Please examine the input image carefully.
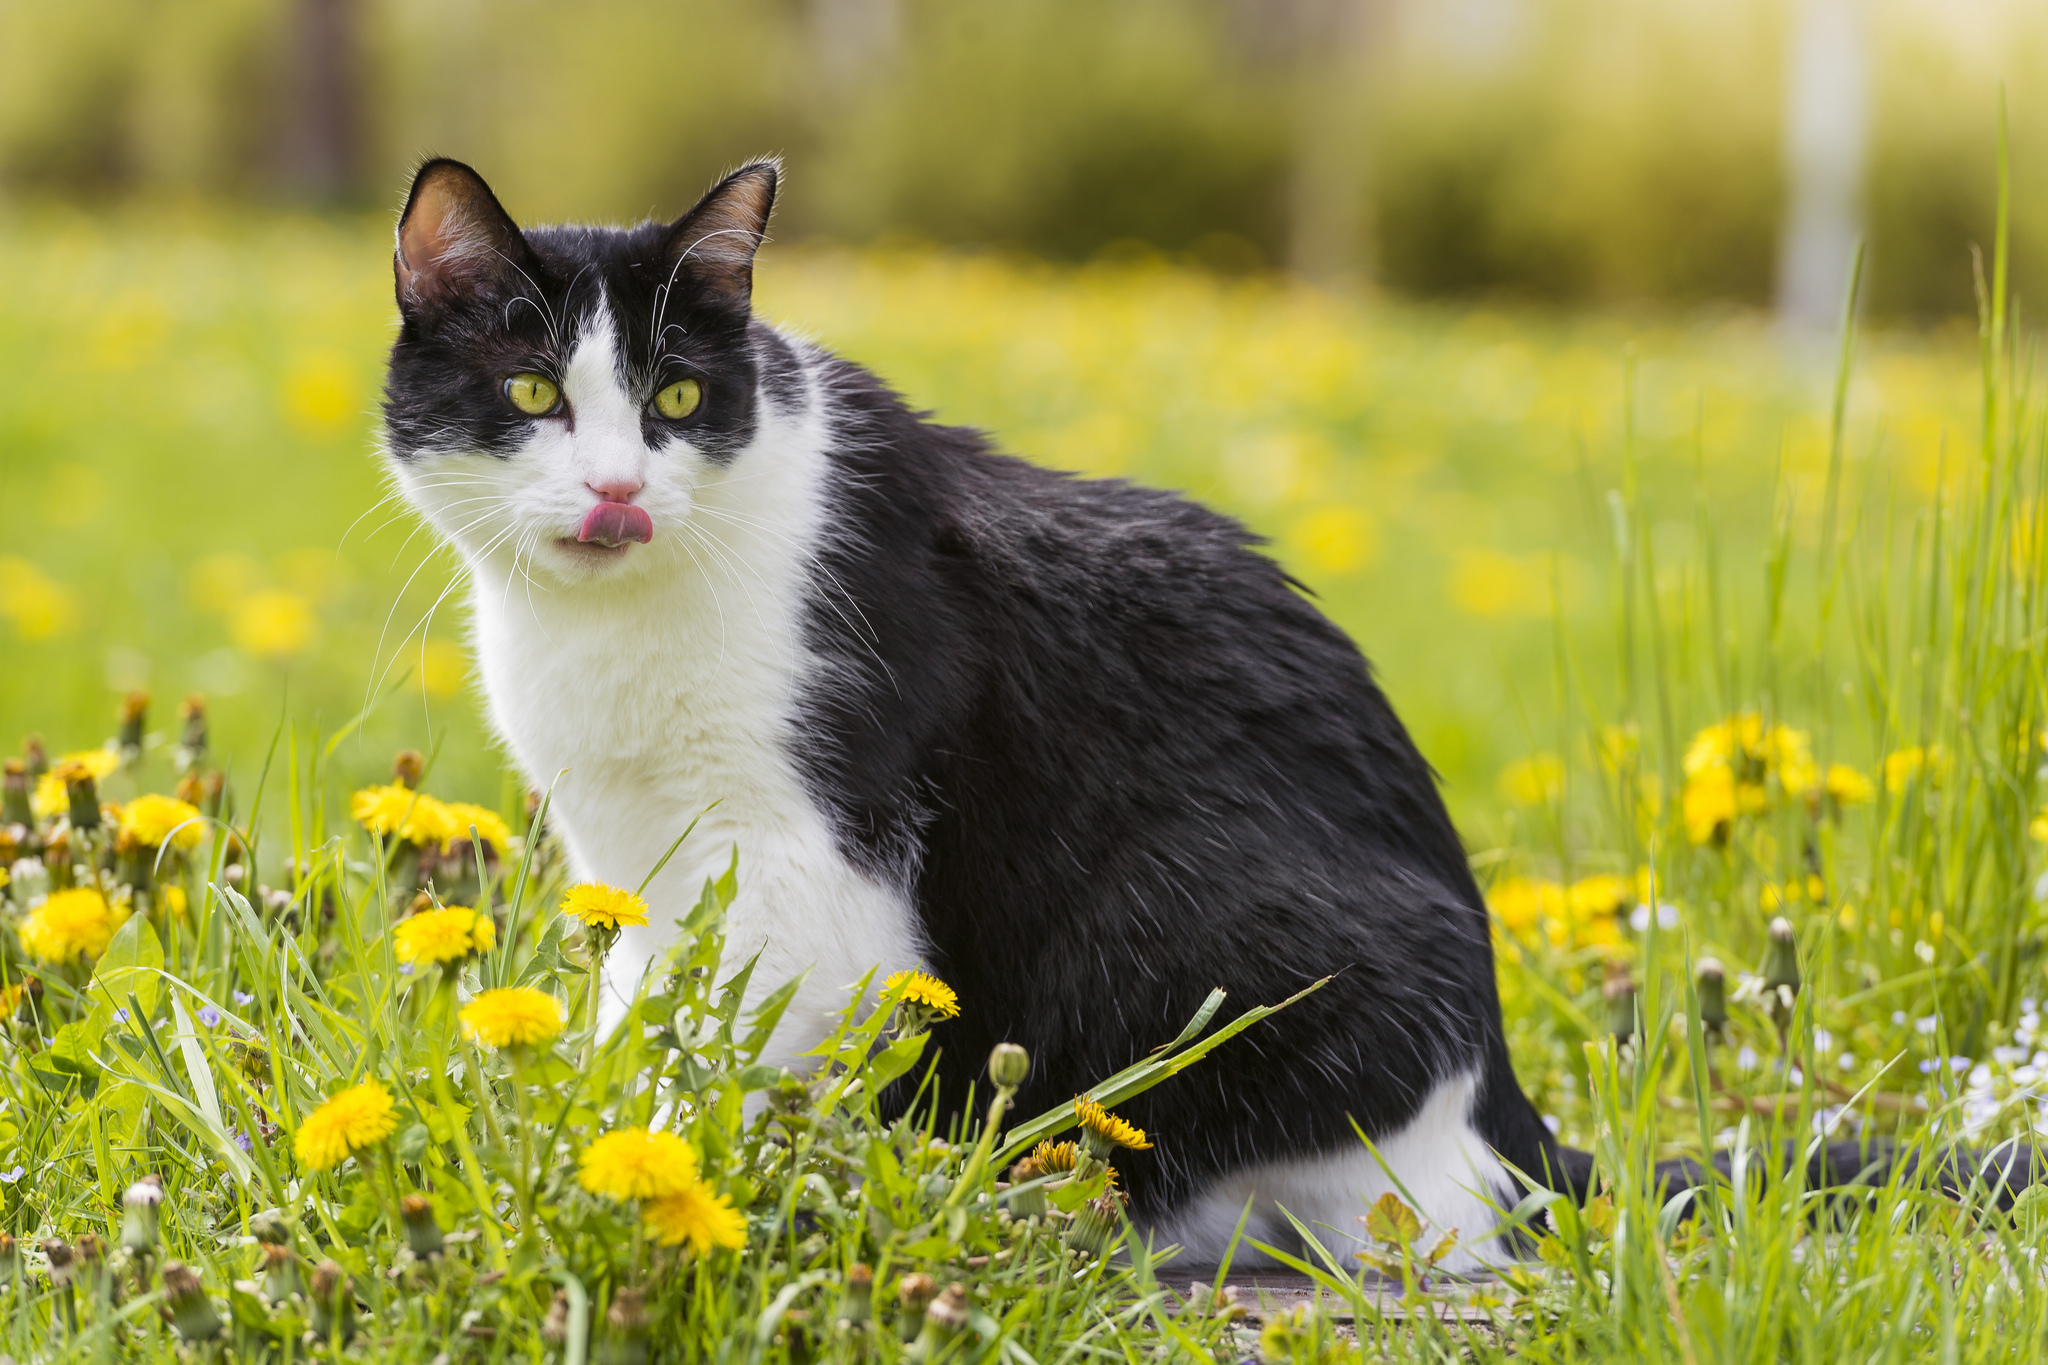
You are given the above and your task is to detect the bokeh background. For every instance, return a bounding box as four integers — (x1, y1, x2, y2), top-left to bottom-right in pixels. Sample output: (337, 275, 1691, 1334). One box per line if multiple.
(0, 0, 2038, 834)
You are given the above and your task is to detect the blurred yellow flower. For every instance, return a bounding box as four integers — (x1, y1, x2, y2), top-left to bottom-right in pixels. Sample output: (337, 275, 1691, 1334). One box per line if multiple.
(294, 1080, 397, 1170)
(232, 589, 316, 659)
(420, 639, 469, 698)
(1567, 874, 1631, 920)
(1825, 763, 1875, 806)
(1884, 745, 1948, 793)
(441, 802, 512, 858)
(885, 969, 959, 1018)
(643, 1180, 747, 1253)
(162, 885, 188, 918)
(1680, 714, 1818, 842)
(29, 748, 119, 820)
(1449, 548, 1549, 619)
(1498, 753, 1565, 807)
(1488, 876, 1562, 937)
(19, 887, 127, 963)
(392, 905, 495, 966)
(2030, 808, 2047, 843)
(187, 553, 261, 614)
(578, 1128, 699, 1202)
(562, 882, 649, 930)
(283, 349, 356, 433)
(351, 784, 458, 847)
(1681, 765, 1738, 845)
(460, 987, 564, 1049)
(1289, 505, 1379, 576)
(120, 793, 205, 850)
(0, 557, 77, 639)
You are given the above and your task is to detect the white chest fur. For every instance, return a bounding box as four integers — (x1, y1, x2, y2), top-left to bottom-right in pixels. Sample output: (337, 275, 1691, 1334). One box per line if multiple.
(431, 316, 924, 1065)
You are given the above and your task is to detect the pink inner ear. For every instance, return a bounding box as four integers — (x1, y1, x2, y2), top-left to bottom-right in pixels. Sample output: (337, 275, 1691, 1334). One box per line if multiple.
(398, 182, 481, 295)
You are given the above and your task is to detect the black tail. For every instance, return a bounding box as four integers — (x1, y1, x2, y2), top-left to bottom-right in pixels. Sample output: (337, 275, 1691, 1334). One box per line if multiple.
(1550, 1137, 2048, 1212)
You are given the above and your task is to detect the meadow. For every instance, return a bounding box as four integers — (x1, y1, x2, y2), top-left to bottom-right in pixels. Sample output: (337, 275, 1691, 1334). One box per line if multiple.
(0, 203, 2044, 1361)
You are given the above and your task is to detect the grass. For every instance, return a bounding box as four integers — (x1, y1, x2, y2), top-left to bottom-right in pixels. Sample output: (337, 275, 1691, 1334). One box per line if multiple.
(0, 175, 2043, 1360)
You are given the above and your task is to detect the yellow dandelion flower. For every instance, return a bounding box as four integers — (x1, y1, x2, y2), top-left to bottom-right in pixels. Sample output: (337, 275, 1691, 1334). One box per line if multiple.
(29, 748, 118, 819)
(1824, 764, 1875, 806)
(1030, 1140, 1082, 1175)
(392, 905, 495, 966)
(643, 1178, 748, 1254)
(1567, 874, 1632, 922)
(2032, 809, 2048, 843)
(577, 1128, 700, 1202)
(1497, 753, 1564, 807)
(18, 887, 128, 963)
(161, 885, 189, 919)
(1681, 766, 1738, 845)
(561, 882, 650, 930)
(460, 986, 564, 1049)
(120, 793, 206, 850)
(885, 969, 959, 1018)
(231, 588, 316, 659)
(293, 1079, 398, 1170)
(1884, 745, 1948, 793)
(1486, 877, 1564, 938)
(441, 802, 513, 858)
(350, 784, 458, 846)
(1075, 1097, 1152, 1151)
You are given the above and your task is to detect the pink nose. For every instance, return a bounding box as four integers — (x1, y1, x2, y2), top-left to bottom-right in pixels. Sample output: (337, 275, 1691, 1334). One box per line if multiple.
(587, 479, 642, 502)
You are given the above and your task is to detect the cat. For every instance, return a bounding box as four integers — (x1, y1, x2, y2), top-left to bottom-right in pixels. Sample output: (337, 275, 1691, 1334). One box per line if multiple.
(379, 158, 2035, 1271)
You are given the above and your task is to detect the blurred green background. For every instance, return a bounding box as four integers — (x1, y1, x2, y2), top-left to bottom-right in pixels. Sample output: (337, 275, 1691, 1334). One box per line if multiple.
(0, 0, 2031, 835)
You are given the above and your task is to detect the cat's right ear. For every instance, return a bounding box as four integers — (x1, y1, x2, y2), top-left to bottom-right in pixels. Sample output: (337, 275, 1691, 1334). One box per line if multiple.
(395, 159, 533, 310)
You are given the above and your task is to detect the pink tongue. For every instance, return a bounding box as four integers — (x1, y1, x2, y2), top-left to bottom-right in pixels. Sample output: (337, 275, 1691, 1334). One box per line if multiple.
(577, 502, 654, 547)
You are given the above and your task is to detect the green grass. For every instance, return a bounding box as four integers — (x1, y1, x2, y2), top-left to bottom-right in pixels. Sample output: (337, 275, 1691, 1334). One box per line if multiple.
(0, 176, 2044, 1360)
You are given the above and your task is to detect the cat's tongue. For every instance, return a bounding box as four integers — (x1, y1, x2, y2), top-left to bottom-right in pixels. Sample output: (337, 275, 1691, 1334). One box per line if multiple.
(577, 501, 654, 548)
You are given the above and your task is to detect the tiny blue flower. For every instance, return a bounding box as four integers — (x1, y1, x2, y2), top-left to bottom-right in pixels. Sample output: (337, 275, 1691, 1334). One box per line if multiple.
(0, 1165, 22, 1184)
(112, 1008, 129, 1024)
(198, 1005, 221, 1028)
(228, 1128, 254, 1153)
(232, 991, 255, 1007)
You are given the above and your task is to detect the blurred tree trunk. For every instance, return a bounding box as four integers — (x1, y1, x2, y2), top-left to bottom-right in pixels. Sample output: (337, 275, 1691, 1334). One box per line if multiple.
(1777, 0, 1867, 334)
(275, 0, 361, 203)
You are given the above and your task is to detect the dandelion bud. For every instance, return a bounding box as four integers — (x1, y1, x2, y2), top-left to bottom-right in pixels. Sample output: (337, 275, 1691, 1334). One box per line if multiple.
(201, 771, 227, 818)
(161, 1261, 222, 1341)
(121, 1174, 164, 1253)
(23, 736, 46, 780)
(400, 1193, 444, 1258)
(1, 760, 30, 828)
(249, 1209, 291, 1244)
(260, 1243, 300, 1304)
(118, 692, 149, 757)
(988, 1042, 1030, 1091)
(178, 696, 208, 768)
(896, 1272, 938, 1340)
(1068, 1190, 1126, 1258)
(1696, 958, 1728, 1040)
(392, 749, 425, 789)
(1006, 1157, 1048, 1218)
(0, 1234, 17, 1288)
(44, 1238, 74, 1287)
(541, 1289, 571, 1344)
(601, 1287, 650, 1365)
(1602, 960, 1636, 1040)
(910, 1283, 969, 1359)
(59, 761, 101, 832)
(821, 1263, 869, 1327)
(310, 1259, 354, 1341)
(1763, 918, 1801, 996)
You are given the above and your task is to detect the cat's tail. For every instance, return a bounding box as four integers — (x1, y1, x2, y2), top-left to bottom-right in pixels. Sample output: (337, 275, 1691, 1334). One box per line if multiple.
(1545, 1135, 2048, 1214)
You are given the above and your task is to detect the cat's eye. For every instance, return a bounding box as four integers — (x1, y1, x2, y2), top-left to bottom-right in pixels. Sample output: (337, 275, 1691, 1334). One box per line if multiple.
(503, 373, 561, 416)
(652, 378, 703, 420)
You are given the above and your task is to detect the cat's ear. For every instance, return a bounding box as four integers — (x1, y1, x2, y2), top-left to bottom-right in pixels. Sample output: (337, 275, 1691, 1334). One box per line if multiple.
(394, 159, 534, 309)
(661, 160, 779, 310)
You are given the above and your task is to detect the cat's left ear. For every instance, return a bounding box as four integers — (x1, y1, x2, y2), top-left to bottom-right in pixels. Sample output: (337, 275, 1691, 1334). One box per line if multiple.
(395, 158, 536, 310)
(661, 160, 779, 310)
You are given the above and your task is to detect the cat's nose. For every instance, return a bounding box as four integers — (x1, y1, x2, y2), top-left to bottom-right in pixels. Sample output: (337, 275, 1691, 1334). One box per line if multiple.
(586, 478, 643, 503)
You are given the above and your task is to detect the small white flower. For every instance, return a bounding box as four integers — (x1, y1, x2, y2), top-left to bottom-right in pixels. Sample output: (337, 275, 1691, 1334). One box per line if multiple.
(1915, 1015, 1940, 1036)
(1657, 902, 1681, 929)
(1995, 1046, 2027, 1067)
(1951, 1056, 1973, 1074)
(1813, 1029, 1834, 1054)
(1737, 1046, 1759, 1073)
(1629, 905, 1650, 933)
(2034, 871, 2048, 904)
(1733, 974, 1765, 1004)
(1788, 1067, 1804, 1087)
(1915, 941, 1937, 964)
(1542, 1114, 1561, 1135)
(1838, 1052, 1857, 1071)
(1892, 1011, 1908, 1026)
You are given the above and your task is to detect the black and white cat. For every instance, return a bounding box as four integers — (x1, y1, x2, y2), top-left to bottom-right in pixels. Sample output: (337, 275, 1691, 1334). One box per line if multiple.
(380, 157, 1573, 1268)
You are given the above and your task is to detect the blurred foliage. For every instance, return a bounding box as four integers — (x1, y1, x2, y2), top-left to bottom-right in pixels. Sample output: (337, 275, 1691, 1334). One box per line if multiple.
(0, 0, 2042, 314)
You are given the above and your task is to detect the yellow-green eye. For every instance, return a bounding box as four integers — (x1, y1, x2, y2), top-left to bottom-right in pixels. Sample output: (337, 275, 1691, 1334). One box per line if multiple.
(653, 378, 703, 420)
(503, 373, 560, 416)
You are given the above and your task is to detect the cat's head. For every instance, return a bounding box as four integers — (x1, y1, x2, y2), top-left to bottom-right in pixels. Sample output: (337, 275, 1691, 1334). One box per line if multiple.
(381, 157, 779, 584)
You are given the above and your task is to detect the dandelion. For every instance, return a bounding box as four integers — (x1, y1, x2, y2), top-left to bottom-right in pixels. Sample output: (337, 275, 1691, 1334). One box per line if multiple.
(460, 986, 565, 1049)
(1030, 1140, 1082, 1175)
(577, 1128, 700, 1202)
(1825, 764, 1875, 806)
(293, 1080, 398, 1170)
(885, 969, 960, 1019)
(441, 802, 512, 858)
(231, 589, 315, 659)
(561, 882, 650, 930)
(643, 1178, 748, 1253)
(28, 748, 117, 820)
(18, 887, 127, 963)
(351, 784, 457, 847)
(1884, 745, 1948, 793)
(392, 905, 495, 966)
(120, 793, 205, 850)
(1075, 1097, 1153, 1153)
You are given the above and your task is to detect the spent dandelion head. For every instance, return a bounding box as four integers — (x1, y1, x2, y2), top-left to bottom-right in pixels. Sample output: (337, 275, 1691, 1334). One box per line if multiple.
(577, 1128, 700, 1202)
(561, 882, 650, 931)
(293, 1080, 397, 1171)
(460, 986, 564, 1050)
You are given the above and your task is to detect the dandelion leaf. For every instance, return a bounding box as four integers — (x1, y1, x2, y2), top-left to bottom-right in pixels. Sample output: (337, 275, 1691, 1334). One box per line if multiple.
(1364, 1190, 1421, 1247)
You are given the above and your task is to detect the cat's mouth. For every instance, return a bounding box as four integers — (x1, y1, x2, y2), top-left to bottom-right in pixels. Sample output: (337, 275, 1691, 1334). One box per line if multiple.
(565, 501, 655, 554)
